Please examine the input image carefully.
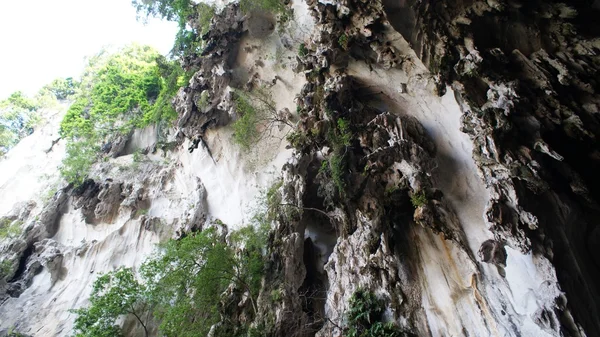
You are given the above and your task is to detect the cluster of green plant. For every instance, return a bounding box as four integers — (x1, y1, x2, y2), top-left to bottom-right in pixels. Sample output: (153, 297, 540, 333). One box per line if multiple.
(4, 327, 28, 337)
(71, 267, 149, 337)
(58, 45, 183, 186)
(338, 34, 350, 50)
(0, 219, 22, 239)
(232, 88, 284, 151)
(329, 153, 347, 193)
(240, 0, 287, 15)
(72, 225, 268, 337)
(265, 179, 284, 221)
(346, 290, 402, 337)
(0, 91, 42, 155)
(42, 77, 79, 100)
(135, 207, 149, 217)
(286, 130, 309, 149)
(133, 0, 215, 59)
(0, 258, 14, 280)
(298, 43, 308, 57)
(410, 191, 428, 208)
(232, 92, 261, 150)
(320, 118, 353, 194)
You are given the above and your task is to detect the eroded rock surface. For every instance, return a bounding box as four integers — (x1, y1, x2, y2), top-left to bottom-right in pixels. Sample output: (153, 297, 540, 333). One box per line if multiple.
(1, 1, 599, 336)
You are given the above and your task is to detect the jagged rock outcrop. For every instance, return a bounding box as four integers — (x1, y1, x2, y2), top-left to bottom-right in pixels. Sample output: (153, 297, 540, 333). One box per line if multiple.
(381, 0, 600, 335)
(175, 4, 245, 151)
(251, 0, 600, 336)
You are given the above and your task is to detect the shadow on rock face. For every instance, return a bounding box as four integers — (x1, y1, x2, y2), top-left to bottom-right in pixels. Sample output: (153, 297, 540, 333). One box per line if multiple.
(245, 11, 276, 39)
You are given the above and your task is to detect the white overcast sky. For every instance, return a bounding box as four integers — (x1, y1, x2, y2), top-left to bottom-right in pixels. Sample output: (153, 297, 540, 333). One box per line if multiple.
(0, 0, 178, 99)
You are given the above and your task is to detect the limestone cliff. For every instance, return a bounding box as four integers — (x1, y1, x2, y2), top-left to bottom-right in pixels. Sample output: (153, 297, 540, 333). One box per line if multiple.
(1, 0, 599, 336)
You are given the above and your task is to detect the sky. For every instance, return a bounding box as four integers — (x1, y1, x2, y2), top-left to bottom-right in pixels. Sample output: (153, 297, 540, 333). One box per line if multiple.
(0, 0, 178, 99)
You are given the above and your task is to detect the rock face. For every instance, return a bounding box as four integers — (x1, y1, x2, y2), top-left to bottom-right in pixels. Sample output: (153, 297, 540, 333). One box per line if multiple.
(1, 0, 600, 336)
(386, 0, 600, 335)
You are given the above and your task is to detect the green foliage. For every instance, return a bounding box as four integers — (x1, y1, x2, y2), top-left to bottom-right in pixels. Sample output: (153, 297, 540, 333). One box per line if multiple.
(196, 3, 216, 35)
(265, 179, 284, 222)
(320, 117, 353, 195)
(73, 214, 269, 337)
(0, 91, 42, 155)
(5, 327, 28, 337)
(132, 0, 215, 58)
(140, 229, 234, 337)
(270, 289, 282, 302)
(72, 268, 147, 337)
(136, 207, 149, 217)
(335, 118, 352, 147)
(59, 140, 99, 187)
(410, 191, 427, 208)
(329, 154, 347, 193)
(286, 131, 309, 149)
(132, 0, 194, 22)
(141, 55, 184, 126)
(59, 45, 184, 185)
(43, 77, 79, 100)
(298, 43, 308, 57)
(338, 34, 350, 50)
(142, 226, 265, 337)
(232, 92, 260, 150)
(0, 258, 14, 280)
(229, 224, 269, 299)
(0, 219, 22, 239)
(346, 290, 402, 337)
(240, 0, 286, 14)
(132, 150, 144, 163)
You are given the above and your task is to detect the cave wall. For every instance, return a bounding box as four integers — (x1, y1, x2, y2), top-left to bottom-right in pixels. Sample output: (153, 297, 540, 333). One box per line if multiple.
(380, 0, 600, 335)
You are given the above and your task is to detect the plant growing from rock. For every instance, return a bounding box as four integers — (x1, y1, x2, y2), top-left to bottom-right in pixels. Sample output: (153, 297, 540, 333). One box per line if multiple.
(59, 45, 183, 186)
(338, 34, 350, 50)
(410, 191, 427, 208)
(0, 219, 22, 239)
(298, 43, 308, 57)
(346, 289, 402, 337)
(232, 88, 293, 151)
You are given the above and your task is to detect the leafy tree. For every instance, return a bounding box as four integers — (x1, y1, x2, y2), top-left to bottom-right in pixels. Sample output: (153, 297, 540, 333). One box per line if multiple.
(132, 0, 215, 59)
(0, 91, 41, 155)
(59, 140, 99, 187)
(43, 77, 79, 100)
(132, 0, 194, 23)
(58, 44, 184, 185)
(141, 228, 236, 337)
(72, 268, 149, 337)
(73, 225, 268, 337)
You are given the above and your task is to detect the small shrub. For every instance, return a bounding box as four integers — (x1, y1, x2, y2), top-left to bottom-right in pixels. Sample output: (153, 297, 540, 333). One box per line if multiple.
(346, 289, 402, 337)
(136, 208, 149, 217)
(410, 191, 427, 208)
(271, 289, 282, 302)
(0, 259, 14, 280)
(336, 118, 352, 147)
(286, 131, 308, 149)
(0, 219, 22, 239)
(240, 0, 287, 15)
(298, 43, 308, 57)
(338, 34, 349, 50)
(233, 93, 260, 150)
(132, 150, 144, 162)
